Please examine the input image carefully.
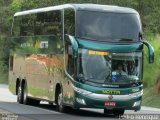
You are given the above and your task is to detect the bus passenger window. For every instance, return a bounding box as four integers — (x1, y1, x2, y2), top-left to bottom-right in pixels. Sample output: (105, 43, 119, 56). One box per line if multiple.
(20, 15, 35, 36)
(35, 10, 61, 35)
(64, 9, 75, 36)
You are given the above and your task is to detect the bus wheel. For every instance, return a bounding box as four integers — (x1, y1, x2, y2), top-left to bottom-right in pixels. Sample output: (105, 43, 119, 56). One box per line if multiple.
(113, 109, 125, 116)
(57, 90, 65, 112)
(21, 82, 28, 104)
(17, 84, 23, 104)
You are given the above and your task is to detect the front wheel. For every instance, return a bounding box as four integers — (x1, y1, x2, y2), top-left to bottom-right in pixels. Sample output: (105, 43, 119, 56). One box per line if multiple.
(56, 90, 65, 112)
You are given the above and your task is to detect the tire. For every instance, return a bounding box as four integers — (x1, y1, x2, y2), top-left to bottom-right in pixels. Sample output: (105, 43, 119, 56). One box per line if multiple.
(17, 84, 23, 104)
(21, 82, 28, 104)
(56, 89, 65, 112)
(113, 109, 125, 116)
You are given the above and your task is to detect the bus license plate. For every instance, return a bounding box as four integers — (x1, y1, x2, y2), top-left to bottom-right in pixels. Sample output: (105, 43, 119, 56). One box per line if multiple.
(105, 102, 116, 106)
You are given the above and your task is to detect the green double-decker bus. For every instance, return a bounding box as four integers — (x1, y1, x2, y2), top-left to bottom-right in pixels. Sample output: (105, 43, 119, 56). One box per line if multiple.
(9, 4, 154, 116)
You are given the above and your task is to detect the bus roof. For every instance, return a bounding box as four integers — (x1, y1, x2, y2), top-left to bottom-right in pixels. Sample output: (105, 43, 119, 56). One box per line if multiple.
(14, 4, 138, 17)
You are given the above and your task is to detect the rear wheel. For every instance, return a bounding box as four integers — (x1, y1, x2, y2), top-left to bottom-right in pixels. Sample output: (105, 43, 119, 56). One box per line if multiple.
(22, 82, 40, 105)
(17, 84, 23, 104)
(18, 82, 40, 105)
(21, 82, 28, 104)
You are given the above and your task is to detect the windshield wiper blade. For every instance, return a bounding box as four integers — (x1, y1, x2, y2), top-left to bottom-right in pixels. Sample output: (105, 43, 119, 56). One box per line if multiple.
(118, 38, 133, 41)
(82, 77, 104, 84)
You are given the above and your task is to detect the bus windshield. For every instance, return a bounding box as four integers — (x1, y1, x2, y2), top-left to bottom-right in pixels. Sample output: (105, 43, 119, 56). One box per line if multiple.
(78, 49, 142, 86)
(76, 11, 141, 42)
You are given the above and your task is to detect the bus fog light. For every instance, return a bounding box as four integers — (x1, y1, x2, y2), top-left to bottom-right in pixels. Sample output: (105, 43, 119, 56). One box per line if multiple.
(76, 98, 86, 105)
(132, 100, 141, 107)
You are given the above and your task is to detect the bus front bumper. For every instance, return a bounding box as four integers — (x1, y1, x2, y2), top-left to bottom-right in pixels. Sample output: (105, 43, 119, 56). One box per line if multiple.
(74, 90, 143, 111)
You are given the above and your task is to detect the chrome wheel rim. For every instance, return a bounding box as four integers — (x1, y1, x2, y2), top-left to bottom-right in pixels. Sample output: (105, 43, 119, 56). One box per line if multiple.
(17, 86, 22, 101)
(58, 93, 62, 106)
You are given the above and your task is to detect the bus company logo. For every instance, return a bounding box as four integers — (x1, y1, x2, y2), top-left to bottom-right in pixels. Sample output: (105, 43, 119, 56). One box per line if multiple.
(108, 95, 113, 100)
(102, 90, 120, 94)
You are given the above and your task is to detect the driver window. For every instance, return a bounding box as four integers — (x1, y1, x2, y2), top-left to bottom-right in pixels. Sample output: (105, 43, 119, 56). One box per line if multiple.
(65, 42, 75, 77)
(112, 62, 127, 76)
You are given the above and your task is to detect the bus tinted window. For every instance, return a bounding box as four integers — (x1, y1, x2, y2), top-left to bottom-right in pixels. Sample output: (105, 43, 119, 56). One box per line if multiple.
(20, 14, 35, 36)
(64, 9, 75, 36)
(76, 11, 142, 42)
(35, 10, 62, 35)
(13, 10, 62, 37)
(13, 15, 35, 36)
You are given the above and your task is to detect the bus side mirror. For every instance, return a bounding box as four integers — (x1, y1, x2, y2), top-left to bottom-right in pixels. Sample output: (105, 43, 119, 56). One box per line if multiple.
(142, 40, 154, 64)
(65, 35, 78, 58)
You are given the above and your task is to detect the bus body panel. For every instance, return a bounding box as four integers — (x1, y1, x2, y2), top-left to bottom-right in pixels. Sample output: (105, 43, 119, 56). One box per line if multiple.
(8, 4, 154, 113)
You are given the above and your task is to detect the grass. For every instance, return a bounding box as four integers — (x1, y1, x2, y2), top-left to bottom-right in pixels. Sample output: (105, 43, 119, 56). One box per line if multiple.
(0, 73, 8, 84)
(142, 87, 160, 108)
(142, 35, 160, 108)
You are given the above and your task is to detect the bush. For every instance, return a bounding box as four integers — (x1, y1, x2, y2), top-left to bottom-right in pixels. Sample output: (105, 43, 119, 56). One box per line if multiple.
(143, 35, 160, 88)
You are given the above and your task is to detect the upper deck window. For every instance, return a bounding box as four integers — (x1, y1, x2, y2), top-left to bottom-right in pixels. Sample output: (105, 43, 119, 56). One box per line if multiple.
(13, 10, 61, 36)
(64, 9, 75, 36)
(76, 10, 142, 42)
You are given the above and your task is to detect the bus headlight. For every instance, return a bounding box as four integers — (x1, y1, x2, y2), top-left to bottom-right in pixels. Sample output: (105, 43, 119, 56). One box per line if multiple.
(73, 86, 92, 95)
(130, 90, 143, 98)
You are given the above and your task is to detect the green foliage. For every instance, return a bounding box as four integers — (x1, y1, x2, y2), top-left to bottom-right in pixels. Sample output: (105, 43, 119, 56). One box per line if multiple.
(142, 87, 160, 108)
(0, 0, 4, 6)
(11, 0, 22, 11)
(0, 36, 9, 84)
(143, 35, 160, 87)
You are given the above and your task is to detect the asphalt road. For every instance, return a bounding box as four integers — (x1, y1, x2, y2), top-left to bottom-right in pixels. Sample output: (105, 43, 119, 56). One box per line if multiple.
(0, 84, 160, 120)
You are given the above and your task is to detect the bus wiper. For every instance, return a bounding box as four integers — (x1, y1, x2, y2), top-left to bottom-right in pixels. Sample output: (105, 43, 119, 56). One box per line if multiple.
(118, 38, 133, 41)
(84, 78, 103, 84)
(129, 80, 141, 86)
(77, 75, 96, 83)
